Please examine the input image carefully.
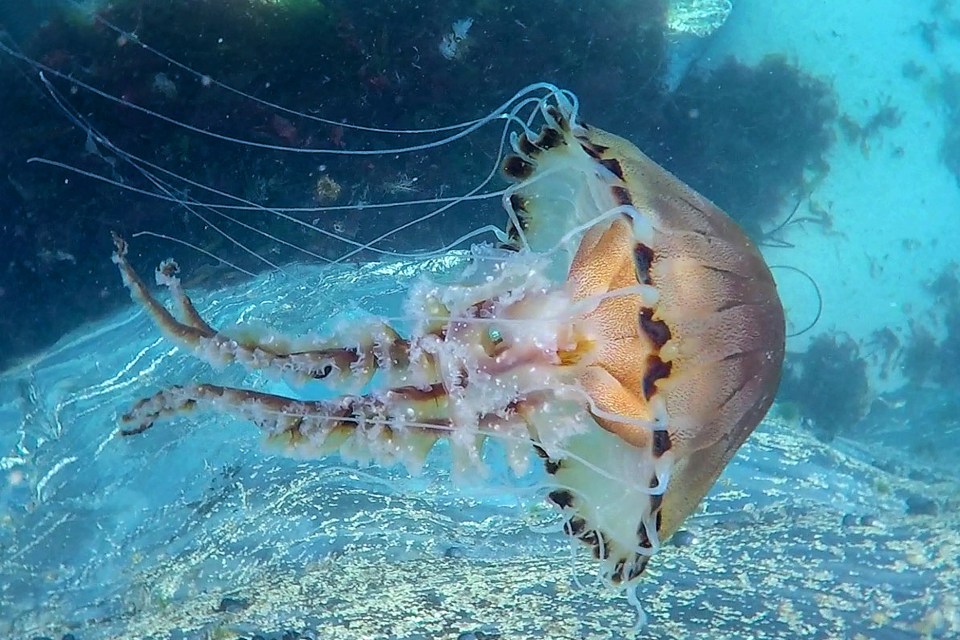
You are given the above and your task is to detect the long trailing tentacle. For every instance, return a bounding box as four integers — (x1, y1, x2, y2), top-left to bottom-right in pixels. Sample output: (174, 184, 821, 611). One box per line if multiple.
(120, 382, 444, 473)
(111, 233, 411, 387)
(119, 381, 546, 478)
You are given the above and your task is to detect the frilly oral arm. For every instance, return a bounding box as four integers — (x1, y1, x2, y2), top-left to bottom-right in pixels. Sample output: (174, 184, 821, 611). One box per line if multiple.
(111, 233, 410, 387)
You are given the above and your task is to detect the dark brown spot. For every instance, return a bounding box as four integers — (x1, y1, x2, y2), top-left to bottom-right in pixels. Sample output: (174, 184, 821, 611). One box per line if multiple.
(649, 492, 663, 514)
(652, 428, 672, 458)
(576, 133, 607, 153)
(509, 193, 527, 214)
(642, 356, 672, 400)
(565, 516, 586, 536)
(633, 244, 654, 285)
(587, 531, 611, 559)
(639, 308, 671, 348)
(505, 206, 530, 239)
(548, 489, 574, 509)
(518, 134, 539, 157)
(535, 125, 563, 150)
(581, 142, 602, 159)
(627, 557, 650, 581)
(612, 559, 626, 583)
(545, 105, 568, 130)
(544, 458, 561, 474)
(637, 522, 652, 549)
(655, 510, 663, 532)
(611, 185, 632, 206)
(502, 155, 534, 180)
(600, 532, 612, 558)
(505, 223, 521, 246)
(600, 158, 624, 179)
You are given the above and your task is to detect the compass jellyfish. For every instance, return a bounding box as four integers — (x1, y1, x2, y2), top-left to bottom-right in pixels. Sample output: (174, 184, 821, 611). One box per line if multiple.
(107, 85, 785, 625)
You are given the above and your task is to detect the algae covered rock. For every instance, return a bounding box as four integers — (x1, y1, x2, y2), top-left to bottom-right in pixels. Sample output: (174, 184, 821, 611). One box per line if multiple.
(667, 0, 733, 37)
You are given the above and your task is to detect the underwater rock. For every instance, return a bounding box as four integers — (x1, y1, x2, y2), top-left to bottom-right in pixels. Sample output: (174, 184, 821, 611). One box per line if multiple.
(663, 0, 734, 90)
(442, 544, 467, 559)
(904, 494, 939, 516)
(858, 515, 878, 527)
(215, 596, 251, 613)
(841, 514, 859, 527)
(666, 0, 733, 37)
(456, 626, 502, 640)
(671, 529, 698, 547)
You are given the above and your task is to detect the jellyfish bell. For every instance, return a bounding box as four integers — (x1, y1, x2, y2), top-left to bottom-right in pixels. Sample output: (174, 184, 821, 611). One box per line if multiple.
(4, 16, 784, 629)
(498, 103, 786, 584)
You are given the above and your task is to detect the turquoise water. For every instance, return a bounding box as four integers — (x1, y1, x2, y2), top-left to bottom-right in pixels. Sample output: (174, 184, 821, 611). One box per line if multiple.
(2, 257, 957, 639)
(2, 1, 959, 639)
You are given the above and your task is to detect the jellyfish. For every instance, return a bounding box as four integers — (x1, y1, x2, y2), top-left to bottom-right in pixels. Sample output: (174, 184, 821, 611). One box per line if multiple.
(1, 14, 785, 628)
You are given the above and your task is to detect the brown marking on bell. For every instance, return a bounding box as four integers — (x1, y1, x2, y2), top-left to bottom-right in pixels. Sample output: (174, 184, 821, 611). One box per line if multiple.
(517, 133, 540, 157)
(633, 243, 654, 285)
(584, 530, 612, 560)
(581, 529, 599, 546)
(611, 558, 627, 584)
(544, 457, 561, 474)
(548, 488, 574, 508)
(508, 192, 528, 214)
(545, 105, 569, 130)
(578, 140, 605, 160)
(649, 489, 663, 514)
(535, 124, 564, 150)
(627, 557, 650, 581)
(642, 355, 672, 400)
(637, 521, 652, 549)
(652, 428, 672, 458)
(639, 308, 671, 347)
(502, 154, 534, 180)
(611, 185, 632, 206)
(600, 158, 625, 180)
(565, 516, 587, 537)
(504, 222, 521, 247)
(598, 531, 611, 559)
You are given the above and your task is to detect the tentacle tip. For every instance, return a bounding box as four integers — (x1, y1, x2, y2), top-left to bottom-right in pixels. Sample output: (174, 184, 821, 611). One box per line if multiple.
(110, 231, 128, 262)
(156, 258, 181, 286)
(118, 415, 153, 436)
(119, 426, 150, 437)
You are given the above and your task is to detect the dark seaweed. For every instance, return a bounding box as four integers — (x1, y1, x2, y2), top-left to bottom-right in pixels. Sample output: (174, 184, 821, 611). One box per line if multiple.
(779, 333, 870, 441)
(902, 263, 960, 388)
(940, 70, 960, 186)
(0, 0, 840, 370)
(642, 55, 838, 238)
